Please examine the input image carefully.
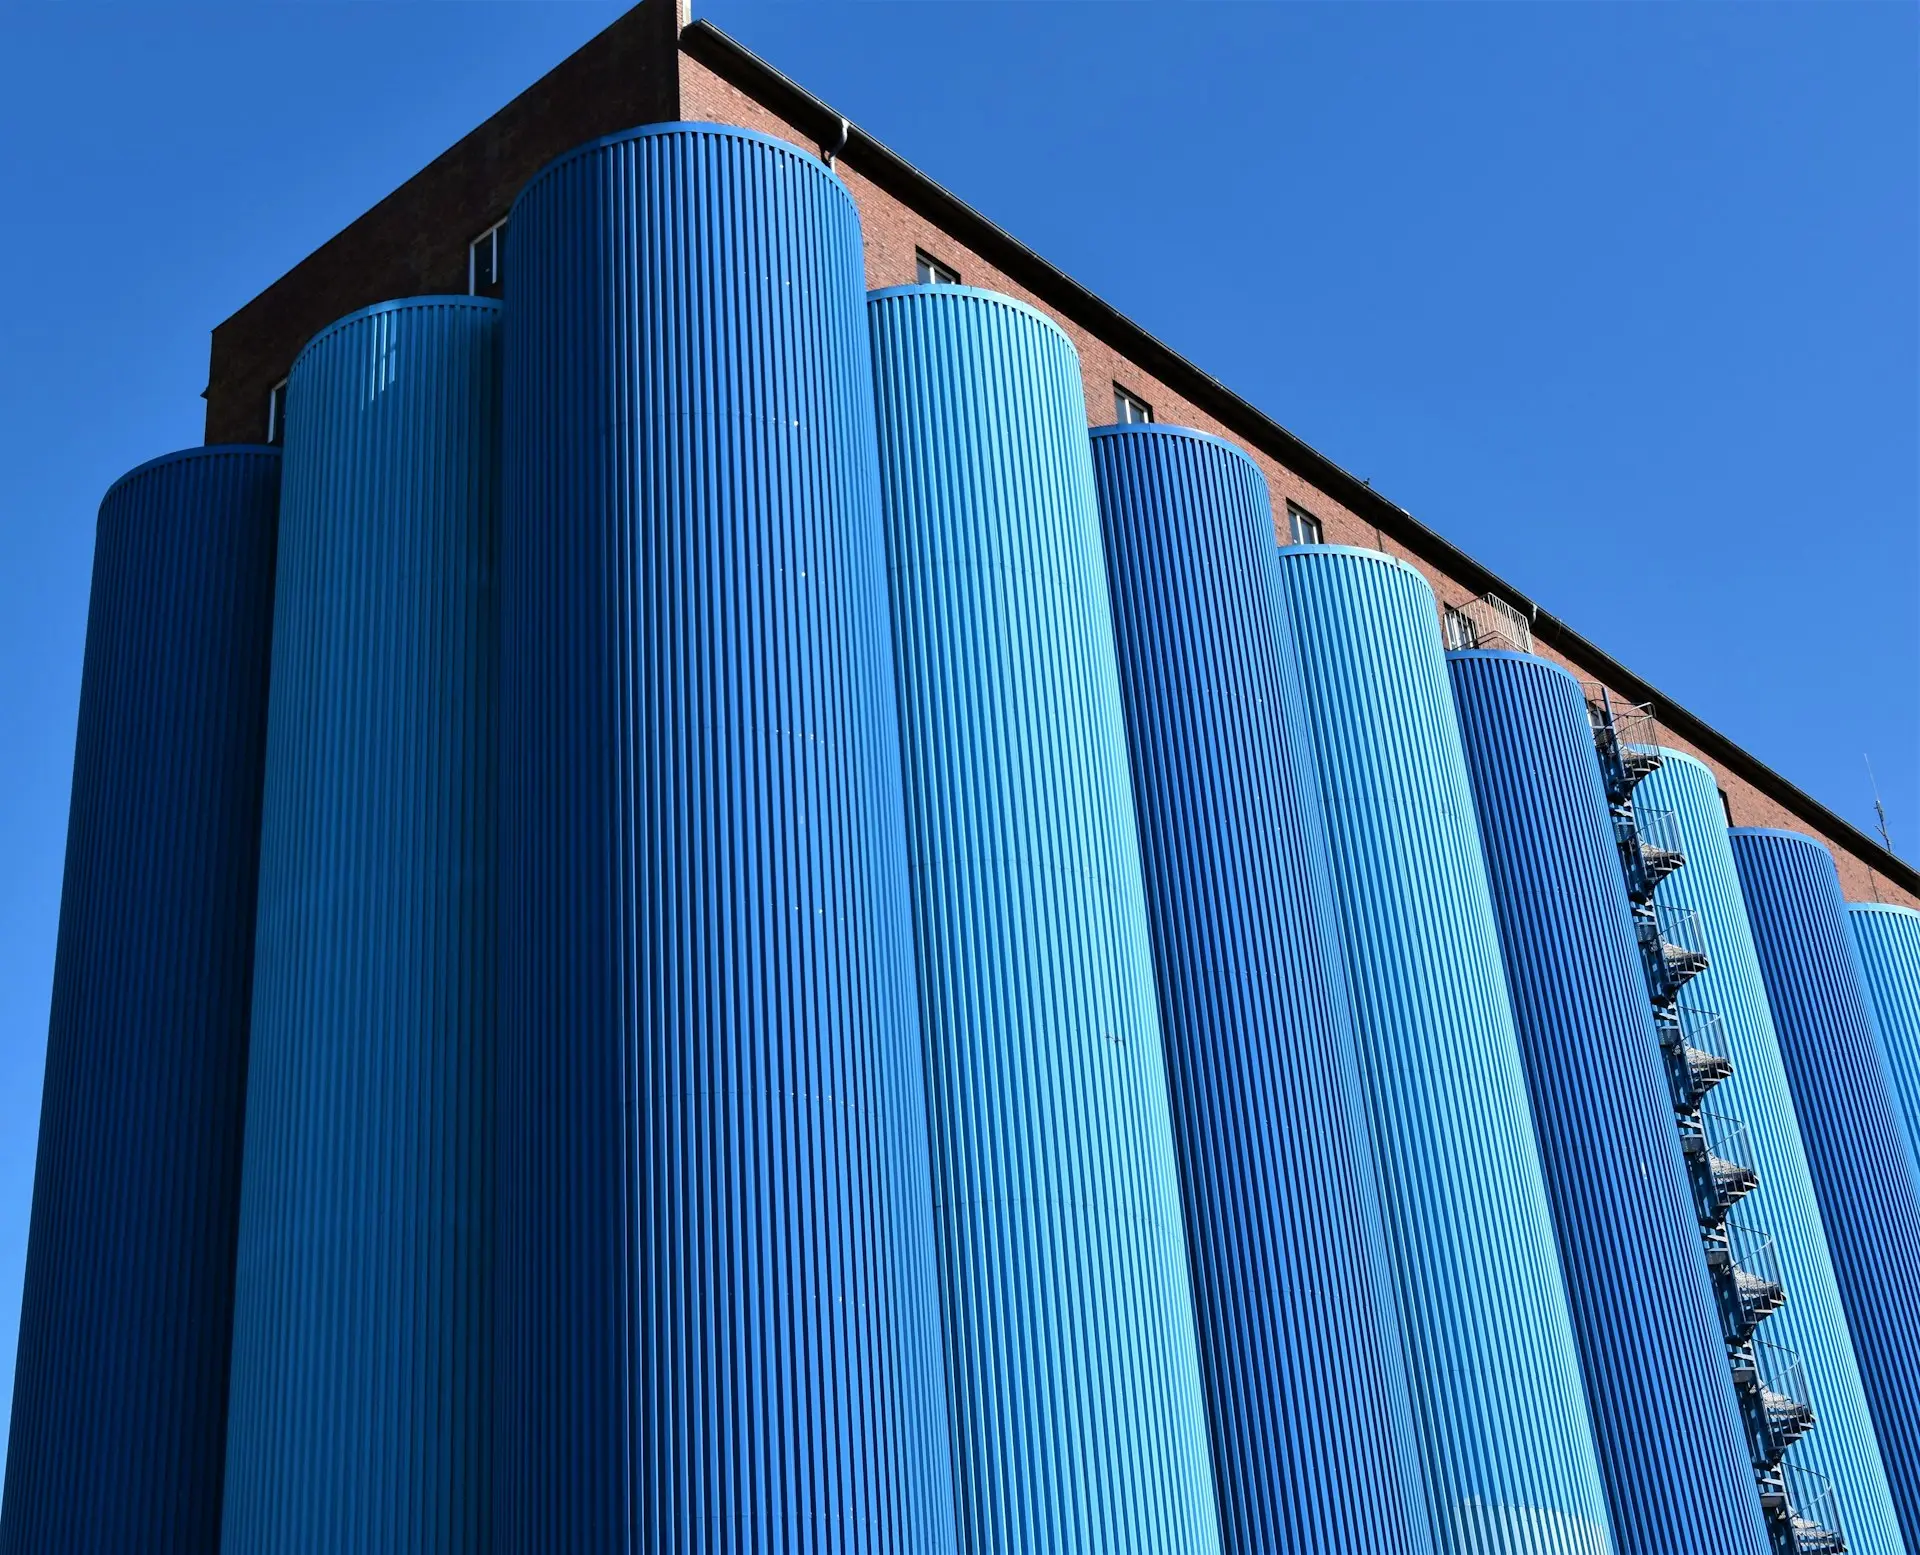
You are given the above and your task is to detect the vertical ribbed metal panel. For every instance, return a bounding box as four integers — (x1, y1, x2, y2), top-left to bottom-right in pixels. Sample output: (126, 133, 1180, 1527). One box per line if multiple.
(1087, 425, 1429, 1555)
(219, 298, 499, 1554)
(1, 446, 281, 1555)
(1272, 546, 1614, 1555)
(1638, 752, 1905, 1555)
(499, 124, 956, 1554)
(867, 287, 1222, 1555)
(1848, 902, 1920, 1188)
(1447, 651, 1768, 1555)
(1728, 829, 1920, 1549)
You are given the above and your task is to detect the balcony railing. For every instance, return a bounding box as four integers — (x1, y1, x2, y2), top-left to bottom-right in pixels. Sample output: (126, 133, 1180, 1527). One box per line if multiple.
(1713, 1219, 1787, 1339)
(1663, 1003, 1733, 1111)
(1784, 1461, 1845, 1554)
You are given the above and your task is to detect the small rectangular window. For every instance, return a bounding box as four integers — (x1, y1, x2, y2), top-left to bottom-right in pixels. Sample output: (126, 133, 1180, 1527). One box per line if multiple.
(1286, 503, 1323, 546)
(915, 250, 961, 287)
(266, 379, 289, 446)
(1443, 604, 1480, 651)
(469, 219, 508, 298)
(1113, 387, 1153, 425)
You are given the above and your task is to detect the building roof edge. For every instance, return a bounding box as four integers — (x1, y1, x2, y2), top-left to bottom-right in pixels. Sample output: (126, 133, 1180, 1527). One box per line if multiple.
(678, 15, 1917, 898)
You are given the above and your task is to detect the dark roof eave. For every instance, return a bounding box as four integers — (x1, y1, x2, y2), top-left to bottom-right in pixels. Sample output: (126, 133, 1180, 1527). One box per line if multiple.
(679, 17, 1917, 898)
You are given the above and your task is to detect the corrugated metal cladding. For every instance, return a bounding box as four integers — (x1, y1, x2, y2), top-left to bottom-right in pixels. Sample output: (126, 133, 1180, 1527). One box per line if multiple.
(1271, 547, 1613, 1555)
(1639, 752, 1906, 1555)
(1087, 425, 1429, 1555)
(220, 299, 499, 1555)
(0, 447, 281, 1555)
(1729, 829, 1920, 1550)
(498, 125, 956, 1553)
(867, 287, 1221, 1555)
(1848, 902, 1920, 1185)
(1447, 651, 1768, 1555)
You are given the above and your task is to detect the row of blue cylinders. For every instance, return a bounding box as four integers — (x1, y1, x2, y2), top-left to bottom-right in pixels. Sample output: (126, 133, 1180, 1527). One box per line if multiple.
(6, 121, 1918, 1555)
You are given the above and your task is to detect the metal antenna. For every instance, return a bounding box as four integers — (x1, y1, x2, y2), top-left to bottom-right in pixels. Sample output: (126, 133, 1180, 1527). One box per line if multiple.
(1866, 753, 1894, 853)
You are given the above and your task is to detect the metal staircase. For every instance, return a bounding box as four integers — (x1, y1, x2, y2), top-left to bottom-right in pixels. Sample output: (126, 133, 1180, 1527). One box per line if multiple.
(1585, 686, 1845, 1555)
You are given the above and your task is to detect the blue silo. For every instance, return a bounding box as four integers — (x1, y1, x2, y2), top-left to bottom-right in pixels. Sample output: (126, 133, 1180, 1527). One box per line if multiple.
(1089, 424, 1429, 1555)
(1639, 752, 1904, 1555)
(1, 447, 281, 1555)
(1271, 547, 1614, 1555)
(1848, 901, 1920, 1179)
(1447, 650, 1767, 1555)
(498, 124, 956, 1553)
(1728, 829, 1920, 1550)
(219, 298, 499, 1554)
(867, 287, 1222, 1554)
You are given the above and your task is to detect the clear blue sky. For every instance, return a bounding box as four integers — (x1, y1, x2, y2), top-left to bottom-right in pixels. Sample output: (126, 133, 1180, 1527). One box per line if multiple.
(0, 1, 1913, 1473)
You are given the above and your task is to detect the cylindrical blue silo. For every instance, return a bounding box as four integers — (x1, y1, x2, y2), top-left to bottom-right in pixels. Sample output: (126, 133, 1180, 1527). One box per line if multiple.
(1447, 651, 1768, 1555)
(1, 446, 281, 1555)
(498, 124, 956, 1554)
(1638, 752, 1905, 1555)
(1728, 829, 1920, 1550)
(219, 298, 499, 1554)
(867, 288, 1222, 1555)
(1848, 901, 1920, 1180)
(1088, 425, 1428, 1555)
(1271, 547, 1613, 1555)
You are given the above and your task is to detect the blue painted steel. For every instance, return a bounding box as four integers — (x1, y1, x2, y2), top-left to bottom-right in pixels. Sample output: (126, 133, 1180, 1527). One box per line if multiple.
(1728, 829, 1920, 1549)
(1, 446, 281, 1555)
(1639, 752, 1905, 1555)
(1447, 650, 1768, 1555)
(499, 124, 956, 1553)
(1271, 546, 1614, 1555)
(1848, 902, 1920, 1185)
(1088, 424, 1429, 1555)
(219, 298, 499, 1554)
(868, 287, 1222, 1554)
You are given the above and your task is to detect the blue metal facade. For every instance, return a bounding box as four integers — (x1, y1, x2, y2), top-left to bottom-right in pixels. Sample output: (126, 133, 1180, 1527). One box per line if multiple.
(867, 287, 1221, 1554)
(220, 299, 500, 1554)
(497, 124, 956, 1553)
(1728, 829, 1920, 1549)
(1271, 547, 1614, 1555)
(1848, 902, 1920, 1183)
(1447, 651, 1768, 1555)
(1089, 425, 1429, 1555)
(1, 447, 281, 1555)
(1638, 753, 1905, 1555)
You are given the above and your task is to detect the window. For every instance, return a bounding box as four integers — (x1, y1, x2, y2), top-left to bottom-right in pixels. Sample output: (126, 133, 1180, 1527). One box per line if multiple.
(469, 218, 508, 298)
(1113, 386, 1153, 425)
(1286, 503, 1323, 546)
(266, 379, 290, 446)
(915, 250, 960, 287)
(1443, 604, 1480, 651)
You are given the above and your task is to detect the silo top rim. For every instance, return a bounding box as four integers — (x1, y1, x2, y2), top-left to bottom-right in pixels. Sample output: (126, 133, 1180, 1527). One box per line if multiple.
(867, 283, 1071, 346)
(1643, 745, 1714, 777)
(514, 121, 850, 218)
(293, 295, 501, 375)
(1088, 421, 1260, 467)
(1849, 901, 1920, 921)
(103, 443, 281, 507)
(1728, 826, 1833, 852)
(1445, 647, 1581, 688)
(1271, 541, 1431, 587)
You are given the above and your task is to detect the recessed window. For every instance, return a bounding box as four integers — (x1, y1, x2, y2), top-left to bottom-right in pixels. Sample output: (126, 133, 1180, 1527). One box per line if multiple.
(469, 219, 508, 298)
(915, 250, 961, 286)
(266, 379, 290, 446)
(1443, 604, 1480, 651)
(1286, 503, 1323, 546)
(1113, 386, 1153, 425)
